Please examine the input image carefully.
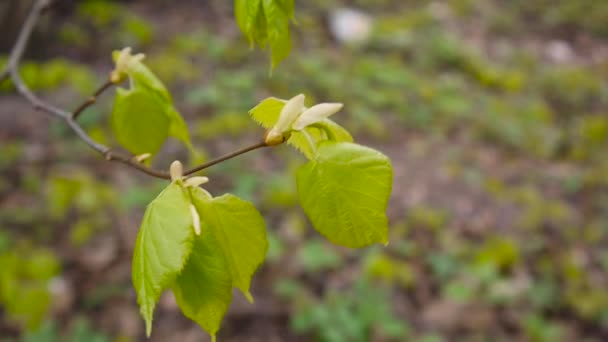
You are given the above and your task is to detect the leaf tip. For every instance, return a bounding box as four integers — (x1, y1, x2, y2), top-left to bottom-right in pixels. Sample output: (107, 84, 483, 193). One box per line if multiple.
(145, 317, 152, 337)
(244, 291, 254, 303)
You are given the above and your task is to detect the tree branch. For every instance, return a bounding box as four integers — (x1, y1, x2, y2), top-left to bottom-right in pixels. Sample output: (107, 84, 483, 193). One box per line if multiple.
(184, 141, 269, 176)
(72, 79, 114, 120)
(2, 0, 272, 181)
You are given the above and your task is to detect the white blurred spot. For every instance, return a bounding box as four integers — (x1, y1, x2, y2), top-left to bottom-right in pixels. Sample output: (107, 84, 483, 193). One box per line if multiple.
(329, 8, 373, 45)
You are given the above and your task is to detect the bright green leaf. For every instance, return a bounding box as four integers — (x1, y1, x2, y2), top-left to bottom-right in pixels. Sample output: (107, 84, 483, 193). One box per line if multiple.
(190, 189, 268, 302)
(249, 97, 353, 158)
(262, 0, 291, 68)
(111, 87, 170, 155)
(234, 0, 293, 67)
(296, 142, 392, 248)
(132, 183, 194, 336)
(173, 231, 232, 342)
(129, 62, 172, 102)
(112, 58, 193, 154)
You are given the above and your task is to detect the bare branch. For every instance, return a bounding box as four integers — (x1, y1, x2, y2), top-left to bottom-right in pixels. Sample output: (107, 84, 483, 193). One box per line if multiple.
(3, 0, 271, 181)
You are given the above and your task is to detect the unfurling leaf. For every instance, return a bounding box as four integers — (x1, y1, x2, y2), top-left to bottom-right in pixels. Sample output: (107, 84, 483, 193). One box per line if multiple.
(250, 97, 352, 158)
(296, 142, 393, 248)
(132, 183, 194, 336)
(110, 49, 193, 156)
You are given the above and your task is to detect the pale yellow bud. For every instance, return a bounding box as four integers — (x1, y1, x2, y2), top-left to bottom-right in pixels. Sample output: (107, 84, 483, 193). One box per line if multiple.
(184, 176, 210, 188)
(292, 103, 343, 131)
(273, 94, 305, 133)
(110, 47, 146, 84)
(134, 153, 152, 163)
(170, 160, 183, 182)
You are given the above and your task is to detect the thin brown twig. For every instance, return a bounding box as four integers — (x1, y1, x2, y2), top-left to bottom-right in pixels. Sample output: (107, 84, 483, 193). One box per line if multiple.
(72, 79, 114, 120)
(3, 0, 272, 181)
(184, 141, 269, 176)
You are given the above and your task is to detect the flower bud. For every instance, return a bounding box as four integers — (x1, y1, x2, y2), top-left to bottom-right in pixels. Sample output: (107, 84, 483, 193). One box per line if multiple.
(273, 94, 305, 133)
(292, 103, 343, 131)
(134, 153, 152, 163)
(184, 176, 209, 188)
(170, 160, 183, 182)
(110, 47, 145, 84)
(264, 128, 286, 146)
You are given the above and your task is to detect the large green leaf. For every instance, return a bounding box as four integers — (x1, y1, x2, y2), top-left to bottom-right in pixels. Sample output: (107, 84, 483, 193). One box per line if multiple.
(190, 189, 268, 302)
(172, 231, 232, 342)
(249, 97, 353, 158)
(132, 183, 195, 336)
(296, 142, 392, 248)
(111, 87, 170, 155)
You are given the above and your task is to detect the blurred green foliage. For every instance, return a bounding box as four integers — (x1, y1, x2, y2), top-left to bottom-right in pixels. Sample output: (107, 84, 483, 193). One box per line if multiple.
(0, 232, 60, 330)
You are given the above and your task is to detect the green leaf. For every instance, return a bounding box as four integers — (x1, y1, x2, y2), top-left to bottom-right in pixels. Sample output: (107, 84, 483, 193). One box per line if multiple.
(172, 231, 232, 342)
(289, 120, 353, 159)
(129, 62, 173, 102)
(190, 189, 268, 302)
(234, 0, 293, 67)
(296, 142, 392, 248)
(111, 87, 170, 155)
(111, 58, 193, 154)
(277, 0, 295, 18)
(262, 0, 291, 68)
(249, 97, 353, 158)
(249, 97, 285, 126)
(132, 183, 195, 336)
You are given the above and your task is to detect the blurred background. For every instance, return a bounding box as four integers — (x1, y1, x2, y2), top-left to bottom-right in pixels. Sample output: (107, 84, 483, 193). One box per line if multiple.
(1, 0, 608, 341)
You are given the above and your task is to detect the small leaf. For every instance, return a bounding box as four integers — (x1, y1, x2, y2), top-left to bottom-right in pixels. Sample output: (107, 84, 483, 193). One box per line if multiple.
(249, 97, 286, 127)
(132, 183, 194, 336)
(190, 189, 268, 302)
(296, 142, 392, 248)
(111, 87, 170, 155)
(263, 0, 291, 68)
(249, 97, 353, 158)
(112, 59, 194, 153)
(129, 62, 172, 102)
(234, 0, 293, 67)
(173, 231, 232, 341)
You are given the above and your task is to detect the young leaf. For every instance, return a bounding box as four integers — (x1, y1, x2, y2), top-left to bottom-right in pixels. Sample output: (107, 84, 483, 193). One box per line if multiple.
(234, 0, 293, 67)
(296, 142, 393, 248)
(190, 189, 268, 302)
(111, 87, 170, 155)
(262, 0, 291, 68)
(132, 183, 195, 336)
(172, 231, 232, 342)
(249, 97, 353, 158)
(111, 55, 193, 154)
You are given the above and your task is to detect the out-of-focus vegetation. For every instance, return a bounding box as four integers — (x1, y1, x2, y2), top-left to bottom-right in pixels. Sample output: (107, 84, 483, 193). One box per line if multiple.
(1, 0, 608, 340)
